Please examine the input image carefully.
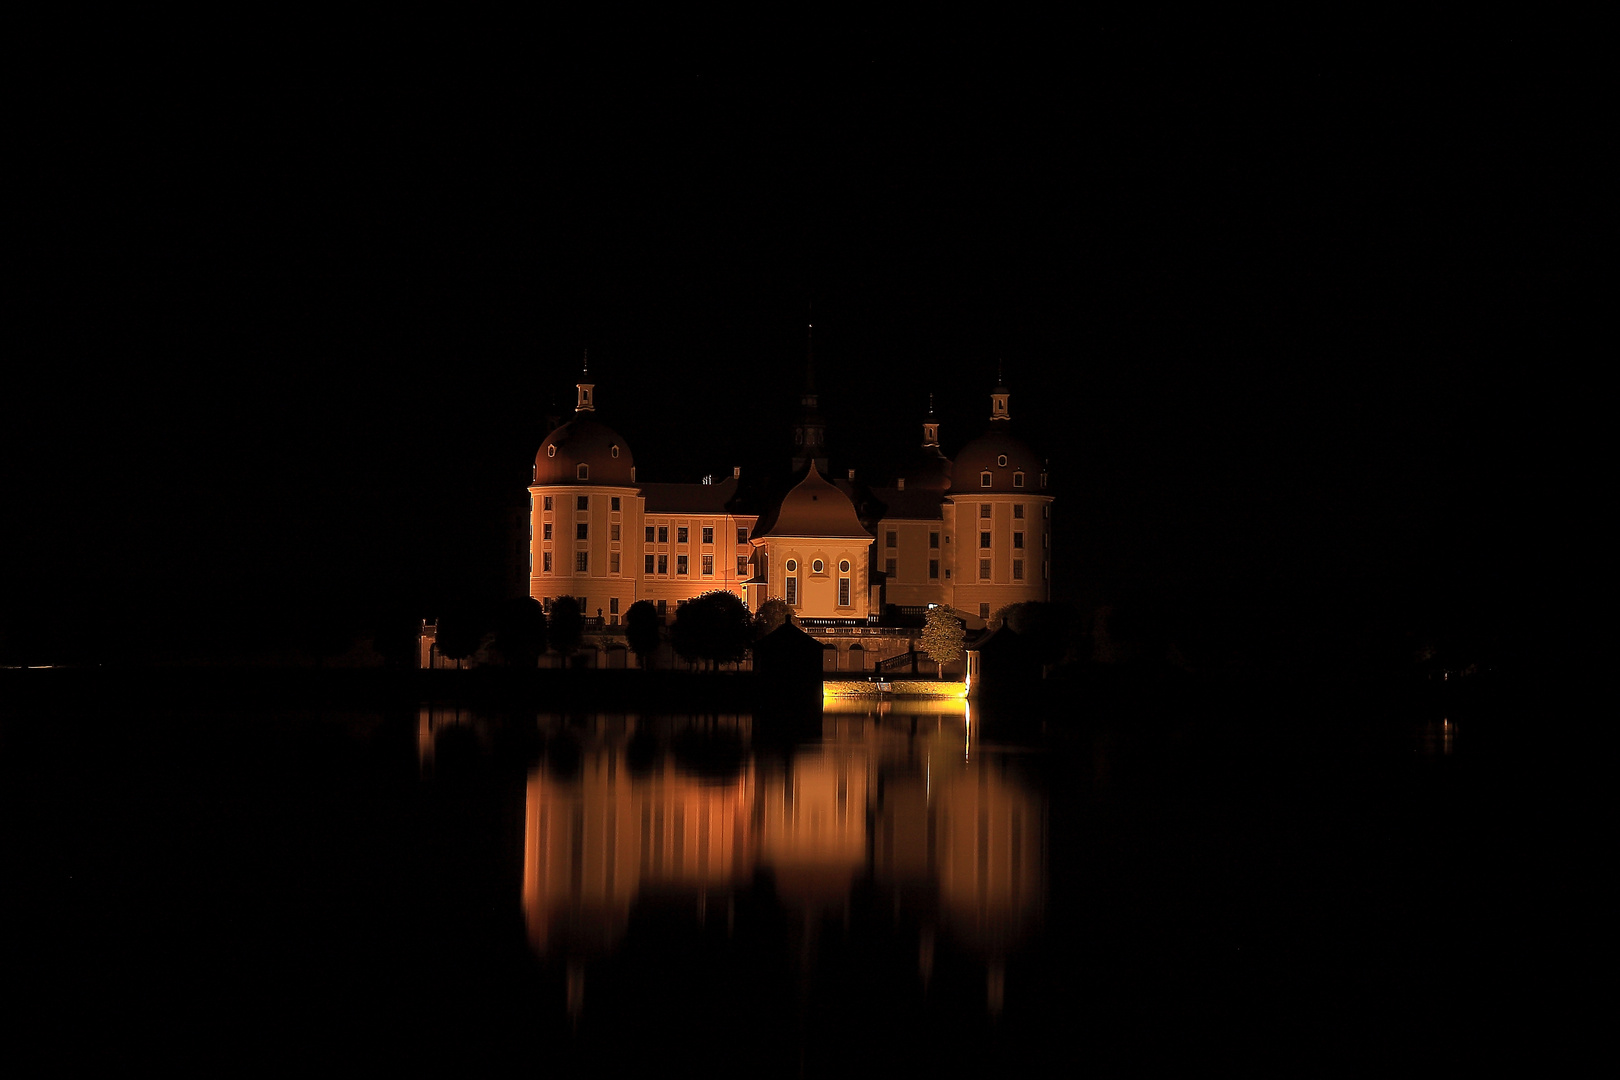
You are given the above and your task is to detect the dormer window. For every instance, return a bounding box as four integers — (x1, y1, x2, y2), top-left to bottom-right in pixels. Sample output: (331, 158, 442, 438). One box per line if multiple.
(611, 445, 620, 458)
(547, 446, 556, 458)
(997, 455, 1008, 467)
(577, 464, 588, 480)
(1014, 472, 1025, 488)
(980, 472, 992, 487)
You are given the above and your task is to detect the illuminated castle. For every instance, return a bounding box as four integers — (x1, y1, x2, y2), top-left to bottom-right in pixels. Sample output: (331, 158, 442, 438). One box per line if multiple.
(527, 355, 1052, 638)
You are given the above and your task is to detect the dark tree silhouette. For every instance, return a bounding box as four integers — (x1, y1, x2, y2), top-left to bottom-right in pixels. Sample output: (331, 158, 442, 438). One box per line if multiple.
(671, 591, 753, 670)
(625, 599, 661, 669)
(435, 603, 486, 669)
(494, 595, 547, 668)
(1002, 600, 1087, 670)
(547, 595, 584, 662)
(752, 597, 794, 640)
(371, 606, 424, 670)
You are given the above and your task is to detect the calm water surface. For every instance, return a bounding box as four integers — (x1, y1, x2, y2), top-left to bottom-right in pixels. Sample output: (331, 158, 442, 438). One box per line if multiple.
(3, 690, 1498, 1072)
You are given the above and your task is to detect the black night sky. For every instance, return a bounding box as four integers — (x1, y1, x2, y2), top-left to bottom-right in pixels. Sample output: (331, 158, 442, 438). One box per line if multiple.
(7, 31, 1569, 669)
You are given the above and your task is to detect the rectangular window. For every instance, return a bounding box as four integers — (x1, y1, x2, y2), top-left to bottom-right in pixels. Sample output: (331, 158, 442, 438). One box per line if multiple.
(576, 523, 588, 540)
(980, 559, 991, 580)
(1013, 504, 1024, 519)
(646, 526, 655, 543)
(1014, 532, 1024, 549)
(576, 552, 589, 572)
(786, 577, 798, 606)
(980, 603, 990, 619)
(610, 524, 620, 541)
(839, 577, 851, 606)
(677, 555, 688, 575)
(738, 556, 749, 576)
(611, 497, 621, 511)
(929, 531, 939, 549)
(980, 473, 992, 487)
(677, 527, 689, 544)
(737, 527, 748, 544)
(885, 530, 896, 548)
(658, 526, 669, 543)
(885, 558, 897, 577)
(645, 554, 655, 574)
(980, 504, 991, 518)
(657, 554, 668, 574)
(610, 598, 620, 615)
(577, 496, 588, 511)
(929, 559, 939, 579)
(543, 496, 552, 511)
(701, 555, 713, 576)
(610, 553, 621, 574)
(1014, 473, 1025, 488)
(1013, 559, 1024, 580)
(656, 599, 667, 618)
(980, 531, 991, 549)
(1043, 560, 1049, 580)
(1044, 506, 1051, 519)
(543, 523, 552, 541)
(543, 552, 553, 572)
(1043, 532, 1049, 549)
(702, 526, 714, 545)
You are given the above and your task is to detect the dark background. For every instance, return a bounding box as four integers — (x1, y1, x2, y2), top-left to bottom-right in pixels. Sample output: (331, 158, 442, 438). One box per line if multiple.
(5, 29, 1572, 669)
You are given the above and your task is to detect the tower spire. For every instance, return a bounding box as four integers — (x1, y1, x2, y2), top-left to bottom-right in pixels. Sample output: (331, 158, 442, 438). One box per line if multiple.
(576, 350, 595, 413)
(791, 313, 827, 473)
(923, 392, 941, 449)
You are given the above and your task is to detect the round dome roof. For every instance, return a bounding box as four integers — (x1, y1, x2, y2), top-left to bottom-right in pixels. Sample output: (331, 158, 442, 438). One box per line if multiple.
(533, 418, 635, 486)
(760, 464, 870, 539)
(949, 428, 1042, 493)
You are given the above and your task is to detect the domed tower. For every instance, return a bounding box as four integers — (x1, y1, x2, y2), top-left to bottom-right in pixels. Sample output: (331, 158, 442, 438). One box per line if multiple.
(528, 361, 641, 622)
(944, 379, 1052, 625)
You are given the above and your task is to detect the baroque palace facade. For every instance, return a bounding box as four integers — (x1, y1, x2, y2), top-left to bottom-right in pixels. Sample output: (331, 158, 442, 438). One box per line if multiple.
(526, 363, 1052, 639)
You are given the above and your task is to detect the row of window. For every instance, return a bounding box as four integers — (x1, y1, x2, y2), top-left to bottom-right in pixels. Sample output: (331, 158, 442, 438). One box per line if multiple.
(537, 551, 751, 578)
(978, 468, 1047, 489)
(783, 576, 853, 607)
(979, 503, 1047, 519)
(539, 495, 623, 512)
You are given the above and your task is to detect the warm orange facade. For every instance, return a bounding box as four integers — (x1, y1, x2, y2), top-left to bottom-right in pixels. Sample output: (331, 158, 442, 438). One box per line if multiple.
(527, 376, 758, 623)
(528, 371, 1053, 631)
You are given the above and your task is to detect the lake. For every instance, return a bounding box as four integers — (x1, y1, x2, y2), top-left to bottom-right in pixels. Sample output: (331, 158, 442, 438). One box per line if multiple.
(1, 678, 1499, 1073)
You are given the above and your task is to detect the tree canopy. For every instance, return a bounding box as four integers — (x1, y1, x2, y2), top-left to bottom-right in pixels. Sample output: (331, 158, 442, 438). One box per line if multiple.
(752, 597, 795, 640)
(625, 599, 661, 668)
(671, 591, 753, 670)
(920, 605, 966, 676)
(494, 595, 547, 668)
(547, 595, 584, 659)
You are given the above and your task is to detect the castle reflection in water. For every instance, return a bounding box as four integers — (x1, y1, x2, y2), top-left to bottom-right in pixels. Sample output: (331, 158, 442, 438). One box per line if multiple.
(421, 699, 1044, 1016)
